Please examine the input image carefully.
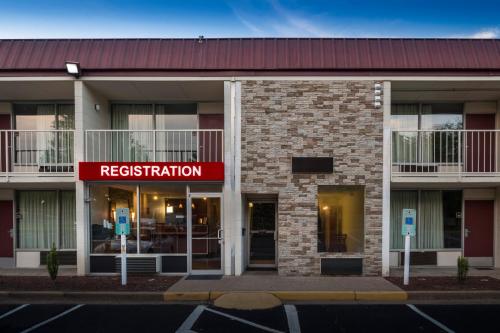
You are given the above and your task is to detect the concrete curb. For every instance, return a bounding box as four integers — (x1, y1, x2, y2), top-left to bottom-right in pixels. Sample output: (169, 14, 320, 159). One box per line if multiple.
(408, 290, 500, 300)
(4, 290, 500, 302)
(1, 291, 164, 302)
(163, 291, 210, 302)
(163, 290, 408, 302)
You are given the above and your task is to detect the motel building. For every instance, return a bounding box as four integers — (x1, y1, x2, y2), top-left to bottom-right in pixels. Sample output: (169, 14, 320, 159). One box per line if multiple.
(0, 38, 499, 277)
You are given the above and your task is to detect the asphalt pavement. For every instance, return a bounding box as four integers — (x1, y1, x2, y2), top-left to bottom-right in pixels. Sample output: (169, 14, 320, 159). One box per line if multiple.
(1, 303, 499, 332)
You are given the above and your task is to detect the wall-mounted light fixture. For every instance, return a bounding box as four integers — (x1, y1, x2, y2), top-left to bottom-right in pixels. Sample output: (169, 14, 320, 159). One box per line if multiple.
(94, 104, 101, 112)
(374, 82, 382, 108)
(65, 61, 81, 78)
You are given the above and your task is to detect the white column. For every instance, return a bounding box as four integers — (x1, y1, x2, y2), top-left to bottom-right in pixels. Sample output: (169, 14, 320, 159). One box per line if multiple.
(223, 80, 243, 275)
(233, 81, 243, 275)
(381, 81, 392, 277)
(75, 82, 110, 276)
(223, 81, 234, 275)
(74, 80, 88, 276)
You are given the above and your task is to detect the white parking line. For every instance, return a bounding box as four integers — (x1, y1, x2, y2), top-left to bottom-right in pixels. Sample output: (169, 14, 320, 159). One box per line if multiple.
(407, 304, 455, 333)
(284, 305, 301, 333)
(19, 304, 84, 333)
(0, 304, 29, 320)
(176, 305, 206, 333)
(204, 307, 285, 333)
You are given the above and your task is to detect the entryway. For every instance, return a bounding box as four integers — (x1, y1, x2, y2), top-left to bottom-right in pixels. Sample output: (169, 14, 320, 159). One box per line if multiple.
(464, 200, 494, 266)
(189, 193, 224, 274)
(247, 200, 277, 268)
(0, 200, 14, 268)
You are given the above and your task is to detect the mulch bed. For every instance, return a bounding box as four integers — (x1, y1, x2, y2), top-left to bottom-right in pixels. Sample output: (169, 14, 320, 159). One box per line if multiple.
(0, 275, 181, 292)
(386, 276, 500, 291)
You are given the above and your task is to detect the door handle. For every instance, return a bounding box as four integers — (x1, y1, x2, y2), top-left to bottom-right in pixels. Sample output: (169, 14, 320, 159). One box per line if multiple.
(9, 228, 14, 238)
(465, 228, 471, 238)
(217, 229, 223, 240)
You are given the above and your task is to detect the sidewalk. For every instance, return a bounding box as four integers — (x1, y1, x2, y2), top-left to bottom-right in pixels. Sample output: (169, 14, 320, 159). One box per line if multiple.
(390, 267, 500, 279)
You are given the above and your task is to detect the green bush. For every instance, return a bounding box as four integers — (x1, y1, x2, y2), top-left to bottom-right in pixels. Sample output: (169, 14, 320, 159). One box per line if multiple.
(457, 256, 468, 283)
(47, 243, 59, 281)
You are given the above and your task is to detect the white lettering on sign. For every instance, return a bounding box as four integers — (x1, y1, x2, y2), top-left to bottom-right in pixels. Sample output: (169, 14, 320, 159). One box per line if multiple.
(99, 165, 203, 178)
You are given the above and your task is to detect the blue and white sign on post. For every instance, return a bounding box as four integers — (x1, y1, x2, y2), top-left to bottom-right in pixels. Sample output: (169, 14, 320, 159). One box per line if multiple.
(115, 208, 130, 236)
(401, 208, 416, 286)
(401, 209, 416, 237)
(115, 208, 130, 286)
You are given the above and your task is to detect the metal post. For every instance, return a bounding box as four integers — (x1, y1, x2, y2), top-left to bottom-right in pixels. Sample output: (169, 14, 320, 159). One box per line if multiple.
(403, 234, 410, 285)
(121, 234, 127, 286)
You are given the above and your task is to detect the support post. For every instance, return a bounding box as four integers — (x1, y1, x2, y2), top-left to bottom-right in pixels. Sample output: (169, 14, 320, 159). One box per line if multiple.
(121, 234, 127, 286)
(403, 234, 410, 285)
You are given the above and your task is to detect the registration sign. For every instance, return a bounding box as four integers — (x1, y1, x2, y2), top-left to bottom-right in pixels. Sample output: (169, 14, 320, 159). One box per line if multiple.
(115, 208, 130, 236)
(79, 162, 224, 182)
(401, 208, 416, 237)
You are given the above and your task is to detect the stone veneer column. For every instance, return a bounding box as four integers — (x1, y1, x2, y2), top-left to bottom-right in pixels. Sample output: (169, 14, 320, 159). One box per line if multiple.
(240, 80, 384, 276)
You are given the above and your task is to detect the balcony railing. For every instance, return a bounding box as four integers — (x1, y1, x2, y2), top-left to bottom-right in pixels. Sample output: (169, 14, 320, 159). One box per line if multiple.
(85, 129, 224, 162)
(392, 129, 500, 177)
(0, 130, 75, 177)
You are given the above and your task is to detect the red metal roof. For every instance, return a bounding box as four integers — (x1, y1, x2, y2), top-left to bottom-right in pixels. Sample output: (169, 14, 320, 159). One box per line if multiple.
(0, 38, 499, 74)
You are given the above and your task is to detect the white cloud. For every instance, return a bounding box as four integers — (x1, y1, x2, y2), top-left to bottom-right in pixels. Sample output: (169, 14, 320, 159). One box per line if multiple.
(470, 28, 499, 39)
(268, 0, 334, 37)
(230, 7, 266, 35)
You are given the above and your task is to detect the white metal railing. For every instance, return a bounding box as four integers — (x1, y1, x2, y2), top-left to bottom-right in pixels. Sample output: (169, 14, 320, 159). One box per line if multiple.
(0, 130, 75, 176)
(85, 129, 224, 163)
(392, 129, 500, 177)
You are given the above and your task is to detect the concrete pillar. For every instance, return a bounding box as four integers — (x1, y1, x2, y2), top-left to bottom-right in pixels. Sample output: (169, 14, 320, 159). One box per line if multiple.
(74, 81, 87, 276)
(223, 80, 243, 275)
(381, 81, 391, 276)
(75, 81, 110, 275)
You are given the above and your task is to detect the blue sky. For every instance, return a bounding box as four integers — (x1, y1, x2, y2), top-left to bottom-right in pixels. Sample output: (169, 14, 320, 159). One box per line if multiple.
(0, 0, 499, 39)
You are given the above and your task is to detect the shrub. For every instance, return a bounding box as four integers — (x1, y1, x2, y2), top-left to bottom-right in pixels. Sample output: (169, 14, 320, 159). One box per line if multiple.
(47, 243, 59, 281)
(457, 256, 468, 283)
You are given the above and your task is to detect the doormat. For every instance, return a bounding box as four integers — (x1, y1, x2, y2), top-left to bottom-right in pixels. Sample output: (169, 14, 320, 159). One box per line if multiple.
(246, 267, 277, 271)
(474, 267, 493, 270)
(185, 275, 223, 280)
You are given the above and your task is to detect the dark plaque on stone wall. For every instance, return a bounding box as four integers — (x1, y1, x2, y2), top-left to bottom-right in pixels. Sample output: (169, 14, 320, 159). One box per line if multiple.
(292, 157, 333, 173)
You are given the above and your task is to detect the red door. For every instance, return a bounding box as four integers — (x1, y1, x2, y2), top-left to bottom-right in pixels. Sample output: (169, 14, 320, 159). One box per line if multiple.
(0, 201, 14, 258)
(0, 114, 10, 173)
(464, 200, 494, 258)
(465, 114, 496, 172)
(199, 114, 224, 162)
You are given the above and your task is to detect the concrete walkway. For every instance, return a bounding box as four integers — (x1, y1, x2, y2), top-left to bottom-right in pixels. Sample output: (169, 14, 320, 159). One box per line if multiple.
(390, 267, 500, 279)
(168, 274, 402, 292)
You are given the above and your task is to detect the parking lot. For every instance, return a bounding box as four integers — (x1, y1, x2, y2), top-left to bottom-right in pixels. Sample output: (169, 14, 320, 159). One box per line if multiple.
(0, 303, 499, 332)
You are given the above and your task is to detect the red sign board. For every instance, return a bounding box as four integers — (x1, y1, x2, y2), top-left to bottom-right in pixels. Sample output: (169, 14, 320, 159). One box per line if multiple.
(79, 162, 224, 181)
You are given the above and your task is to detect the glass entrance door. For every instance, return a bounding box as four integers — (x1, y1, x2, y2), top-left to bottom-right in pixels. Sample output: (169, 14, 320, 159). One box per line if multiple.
(190, 195, 223, 274)
(248, 202, 276, 267)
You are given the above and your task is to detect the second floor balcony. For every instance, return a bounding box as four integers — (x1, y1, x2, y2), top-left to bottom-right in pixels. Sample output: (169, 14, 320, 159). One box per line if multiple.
(85, 129, 224, 163)
(0, 130, 74, 179)
(392, 129, 500, 181)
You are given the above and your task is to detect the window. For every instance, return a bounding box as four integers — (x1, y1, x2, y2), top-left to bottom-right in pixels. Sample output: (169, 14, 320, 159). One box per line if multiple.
(110, 103, 198, 162)
(89, 184, 190, 254)
(13, 104, 75, 167)
(16, 190, 76, 249)
(89, 184, 137, 254)
(139, 185, 187, 254)
(390, 190, 462, 250)
(391, 103, 463, 167)
(317, 186, 364, 253)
